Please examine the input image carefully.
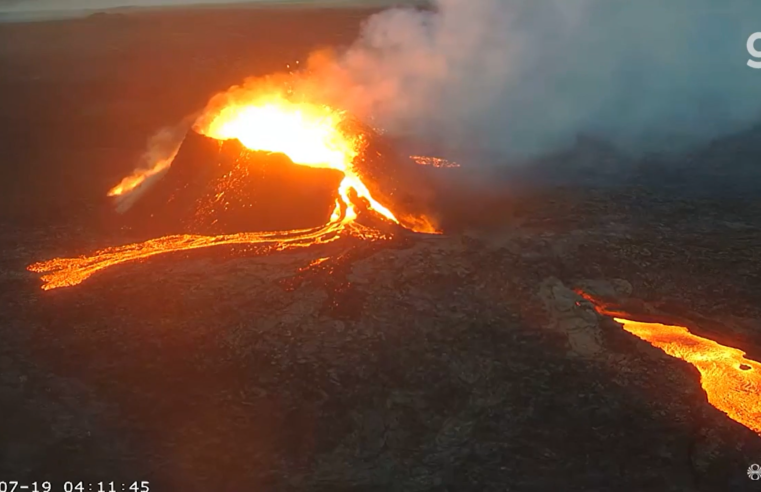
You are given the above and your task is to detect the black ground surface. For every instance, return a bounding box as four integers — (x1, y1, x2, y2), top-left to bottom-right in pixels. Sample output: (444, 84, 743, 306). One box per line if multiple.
(1, 6, 761, 492)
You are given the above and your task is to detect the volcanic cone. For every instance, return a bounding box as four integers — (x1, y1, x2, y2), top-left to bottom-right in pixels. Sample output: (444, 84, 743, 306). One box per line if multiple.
(344, 121, 439, 231)
(119, 130, 344, 238)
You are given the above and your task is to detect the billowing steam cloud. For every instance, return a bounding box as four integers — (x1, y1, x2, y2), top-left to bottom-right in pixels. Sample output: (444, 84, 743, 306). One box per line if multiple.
(105, 0, 761, 210)
(7, 0, 760, 158)
(305, 0, 761, 157)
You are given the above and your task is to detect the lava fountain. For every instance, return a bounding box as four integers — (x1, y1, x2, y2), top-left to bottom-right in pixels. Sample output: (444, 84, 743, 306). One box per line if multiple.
(28, 84, 438, 291)
(579, 292, 761, 436)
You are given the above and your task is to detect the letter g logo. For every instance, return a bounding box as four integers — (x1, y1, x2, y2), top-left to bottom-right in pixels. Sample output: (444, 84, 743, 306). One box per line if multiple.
(747, 32, 761, 68)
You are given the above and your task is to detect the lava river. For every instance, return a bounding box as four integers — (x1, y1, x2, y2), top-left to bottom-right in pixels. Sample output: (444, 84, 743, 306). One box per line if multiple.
(580, 293, 761, 436)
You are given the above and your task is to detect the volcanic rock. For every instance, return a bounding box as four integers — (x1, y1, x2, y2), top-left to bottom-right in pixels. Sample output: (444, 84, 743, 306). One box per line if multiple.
(539, 277, 603, 358)
(347, 122, 440, 230)
(119, 131, 344, 238)
(11, 166, 761, 490)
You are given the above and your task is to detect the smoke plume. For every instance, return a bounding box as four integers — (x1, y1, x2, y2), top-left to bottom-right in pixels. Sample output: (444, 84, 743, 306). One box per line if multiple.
(109, 122, 190, 213)
(304, 0, 761, 157)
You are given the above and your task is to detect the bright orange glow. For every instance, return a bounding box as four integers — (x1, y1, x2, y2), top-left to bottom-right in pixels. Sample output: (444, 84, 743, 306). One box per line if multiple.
(29, 83, 440, 290)
(27, 202, 388, 290)
(577, 291, 761, 435)
(200, 97, 353, 171)
(107, 150, 177, 197)
(195, 93, 400, 226)
(614, 317, 761, 435)
(410, 155, 460, 168)
(107, 127, 185, 202)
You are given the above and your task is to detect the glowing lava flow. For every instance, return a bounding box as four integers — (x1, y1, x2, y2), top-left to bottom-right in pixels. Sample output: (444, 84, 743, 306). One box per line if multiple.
(613, 317, 761, 434)
(410, 155, 460, 168)
(579, 293, 761, 435)
(28, 88, 435, 290)
(107, 148, 178, 198)
(27, 206, 387, 290)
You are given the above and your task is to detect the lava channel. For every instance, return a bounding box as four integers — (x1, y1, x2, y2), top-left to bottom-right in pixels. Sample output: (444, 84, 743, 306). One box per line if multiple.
(581, 293, 761, 435)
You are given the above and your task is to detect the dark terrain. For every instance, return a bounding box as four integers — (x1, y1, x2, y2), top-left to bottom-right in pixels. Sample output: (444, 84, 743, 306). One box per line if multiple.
(1, 6, 761, 491)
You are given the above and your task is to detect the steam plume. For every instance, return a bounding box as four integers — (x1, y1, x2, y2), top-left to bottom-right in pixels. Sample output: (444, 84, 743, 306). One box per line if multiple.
(305, 0, 761, 157)
(109, 122, 190, 213)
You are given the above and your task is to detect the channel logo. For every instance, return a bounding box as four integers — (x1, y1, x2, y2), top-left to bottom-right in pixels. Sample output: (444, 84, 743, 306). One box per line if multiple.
(747, 33, 761, 68)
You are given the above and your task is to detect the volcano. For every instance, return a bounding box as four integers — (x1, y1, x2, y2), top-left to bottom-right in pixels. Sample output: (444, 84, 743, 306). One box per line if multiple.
(28, 94, 447, 291)
(115, 121, 439, 239)
(119, 130, 346, 238)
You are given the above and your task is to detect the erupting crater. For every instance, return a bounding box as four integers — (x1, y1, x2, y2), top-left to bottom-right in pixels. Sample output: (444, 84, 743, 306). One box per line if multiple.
(28, 84, 440, 290)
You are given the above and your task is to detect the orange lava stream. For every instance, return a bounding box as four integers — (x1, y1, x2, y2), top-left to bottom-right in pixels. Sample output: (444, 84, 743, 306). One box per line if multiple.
(28, 203, 389, 290)
(107, 148, 178, 198)
(410, 155, 461, 168)
(576, 291, 761, 433)
(613, 317, 761, 435)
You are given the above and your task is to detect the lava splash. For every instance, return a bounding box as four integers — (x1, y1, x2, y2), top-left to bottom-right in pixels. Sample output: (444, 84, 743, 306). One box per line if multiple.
(28, 81, 439, 290)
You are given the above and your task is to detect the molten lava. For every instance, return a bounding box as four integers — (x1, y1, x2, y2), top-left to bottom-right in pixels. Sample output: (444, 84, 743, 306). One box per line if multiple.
(410, 155, 460, 168)
(29, 84, 437, 290)
(27, 211, 389, 290)
(614, 317, 761, 435)
(196, 94, 399, 225)
(579, 293, 761, 435)
(107, 148, 178, 198)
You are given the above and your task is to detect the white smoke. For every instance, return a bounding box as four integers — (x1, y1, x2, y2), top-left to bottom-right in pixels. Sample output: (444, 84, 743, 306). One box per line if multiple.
(307, 0, 761, 157)
(110, 122, 190, 213)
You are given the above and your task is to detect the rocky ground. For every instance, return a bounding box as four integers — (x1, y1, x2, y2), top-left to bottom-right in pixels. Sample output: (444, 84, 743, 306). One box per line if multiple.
(1, 180, 761, 491)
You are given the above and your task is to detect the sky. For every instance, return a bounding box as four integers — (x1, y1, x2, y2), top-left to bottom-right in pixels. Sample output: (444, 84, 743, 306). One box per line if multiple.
(3, 0, 760, 158)
(0, 0, 420, 23)
(298, 0, 761, 156)
(0, 0, 413, 11)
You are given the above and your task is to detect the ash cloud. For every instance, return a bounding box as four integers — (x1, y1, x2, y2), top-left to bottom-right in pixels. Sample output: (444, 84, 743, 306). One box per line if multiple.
(307, 0, 761, 158)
